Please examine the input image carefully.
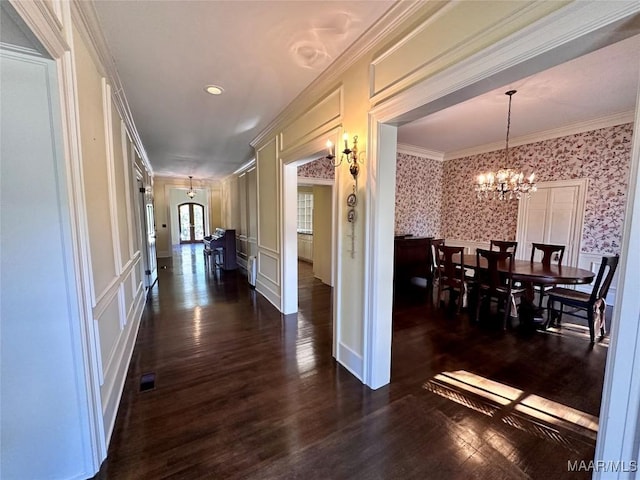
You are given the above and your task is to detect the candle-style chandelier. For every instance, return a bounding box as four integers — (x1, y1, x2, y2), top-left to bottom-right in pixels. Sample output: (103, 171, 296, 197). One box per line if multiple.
(475, 90, 537, 200)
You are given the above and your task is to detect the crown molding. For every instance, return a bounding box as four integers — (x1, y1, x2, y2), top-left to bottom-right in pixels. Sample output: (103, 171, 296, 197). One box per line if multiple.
(444, 110, 635, 161)
(8, 0, 68, 58)
(250, 0, 427, 148)
(233, 158, 257, 175)
(396, 143, 444, 161)
(71, 0, 153, 176)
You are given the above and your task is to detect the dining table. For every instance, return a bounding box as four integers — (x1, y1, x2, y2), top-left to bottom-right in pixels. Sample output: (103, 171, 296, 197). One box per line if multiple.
(459, 255, 596, 328)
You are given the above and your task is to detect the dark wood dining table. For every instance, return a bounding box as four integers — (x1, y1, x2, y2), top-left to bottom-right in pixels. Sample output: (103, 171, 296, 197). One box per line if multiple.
(459, 255, 596, 327)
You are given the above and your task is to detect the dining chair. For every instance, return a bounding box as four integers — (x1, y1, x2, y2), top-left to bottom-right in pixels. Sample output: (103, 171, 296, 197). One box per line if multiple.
(546, 255, 619, 343)
(489, 240, 518, 255)
(530, 243, 566, 308)
(474, 249, 524, 329)
(435, 245, 466, 314)
(428, 238, 445, 295)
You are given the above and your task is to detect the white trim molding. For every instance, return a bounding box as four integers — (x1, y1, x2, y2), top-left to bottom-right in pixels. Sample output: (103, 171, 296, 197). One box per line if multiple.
(445, 111, 635, 161)
(396, 143, 445, 161)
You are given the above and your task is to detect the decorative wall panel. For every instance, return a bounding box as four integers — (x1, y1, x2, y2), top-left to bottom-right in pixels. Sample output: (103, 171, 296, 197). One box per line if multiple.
(257, 138, 279, 251)
(280, 88, 341, 151)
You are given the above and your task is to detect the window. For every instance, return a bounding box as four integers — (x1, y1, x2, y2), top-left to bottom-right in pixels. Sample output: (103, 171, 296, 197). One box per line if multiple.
(297, 192, 313, 234)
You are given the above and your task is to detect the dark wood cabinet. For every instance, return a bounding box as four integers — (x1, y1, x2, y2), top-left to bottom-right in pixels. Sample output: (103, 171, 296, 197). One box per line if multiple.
(393, 236, 433, 288)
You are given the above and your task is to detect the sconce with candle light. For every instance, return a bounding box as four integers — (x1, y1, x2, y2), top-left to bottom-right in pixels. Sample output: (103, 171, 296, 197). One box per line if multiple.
(326, 132, 364, 258)
(326, 133, 362, 181)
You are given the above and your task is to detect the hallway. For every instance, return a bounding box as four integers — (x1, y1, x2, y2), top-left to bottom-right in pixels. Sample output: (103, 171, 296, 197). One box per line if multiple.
(94, 245, 604, 479)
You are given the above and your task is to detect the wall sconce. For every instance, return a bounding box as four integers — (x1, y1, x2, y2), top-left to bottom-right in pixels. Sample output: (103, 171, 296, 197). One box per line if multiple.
(327, 132, 364, 259)
(326, 133, 362, 181)
(186, 175, 196, 199)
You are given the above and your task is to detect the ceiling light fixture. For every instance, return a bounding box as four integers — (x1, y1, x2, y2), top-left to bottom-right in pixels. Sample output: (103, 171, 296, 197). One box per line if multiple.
(186, 176, 196, 199)
(475, 90, 536, 201)
(204, 85, 224, 95)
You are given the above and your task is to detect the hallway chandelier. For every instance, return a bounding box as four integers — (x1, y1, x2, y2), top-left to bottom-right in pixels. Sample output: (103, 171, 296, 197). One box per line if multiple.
(475, 90, 536, 200)
(186, 176, 196, 199)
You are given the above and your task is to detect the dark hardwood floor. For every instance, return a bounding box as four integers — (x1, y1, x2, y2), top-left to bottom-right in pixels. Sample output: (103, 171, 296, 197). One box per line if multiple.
(93, 245, 608, 479)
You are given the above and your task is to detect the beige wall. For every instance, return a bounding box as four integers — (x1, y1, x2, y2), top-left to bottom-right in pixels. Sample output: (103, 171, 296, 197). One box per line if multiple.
(221, 164, 258, 268)
(312, 185, 333, 286)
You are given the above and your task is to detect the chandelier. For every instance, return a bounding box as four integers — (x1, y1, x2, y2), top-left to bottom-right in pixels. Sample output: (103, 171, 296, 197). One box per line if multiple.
(475, 90, 536, 200)
(186, 175, 196, 199)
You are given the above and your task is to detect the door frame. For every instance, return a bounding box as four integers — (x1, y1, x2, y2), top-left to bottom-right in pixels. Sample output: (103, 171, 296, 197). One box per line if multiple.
(515, 178, 588, 266)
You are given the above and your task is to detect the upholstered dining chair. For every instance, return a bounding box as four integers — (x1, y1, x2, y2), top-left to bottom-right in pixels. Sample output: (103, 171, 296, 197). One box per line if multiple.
(489, 240, 518, 255)
(475, 249, 524, 329)
(435, 245, 466, 314)
(530, 243, 566, 308)
(546, 255, 619, 343)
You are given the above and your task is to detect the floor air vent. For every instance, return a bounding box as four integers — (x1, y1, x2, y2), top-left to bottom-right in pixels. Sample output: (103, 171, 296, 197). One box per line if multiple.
(140, 372, 156, 392)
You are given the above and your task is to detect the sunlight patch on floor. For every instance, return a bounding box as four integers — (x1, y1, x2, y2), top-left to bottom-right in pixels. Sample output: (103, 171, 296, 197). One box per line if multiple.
(424, 370, 599, 451)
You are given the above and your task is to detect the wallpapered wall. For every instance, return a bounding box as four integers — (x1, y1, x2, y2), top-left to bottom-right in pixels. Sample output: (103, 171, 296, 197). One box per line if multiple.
(394, 153, 443, 237)
(396, 123, 633, 255)
(297, 156, 335, 179)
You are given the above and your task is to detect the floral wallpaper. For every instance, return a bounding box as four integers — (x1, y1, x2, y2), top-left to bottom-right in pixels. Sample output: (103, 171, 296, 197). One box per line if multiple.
(394, 153, 443, 237)
(297, 156, 335, 179)
(441, 123, 633, 254)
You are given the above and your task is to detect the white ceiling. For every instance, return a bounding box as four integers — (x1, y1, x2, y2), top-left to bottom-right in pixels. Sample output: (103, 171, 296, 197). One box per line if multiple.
(93, 0, 394, 179)
(94, 2, 639, 180)
(397, 34, 640, 159)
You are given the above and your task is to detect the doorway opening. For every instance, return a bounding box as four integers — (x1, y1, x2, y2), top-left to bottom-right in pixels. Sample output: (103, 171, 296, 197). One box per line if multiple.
(281, 138, 338, 357)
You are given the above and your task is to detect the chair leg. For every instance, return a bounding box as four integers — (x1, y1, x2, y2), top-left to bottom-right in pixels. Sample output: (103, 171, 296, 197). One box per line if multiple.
(537, 286, 543, 309)
(587, 307, 595, 344)
(599, 304, 606, 337)
(558, 304, 564, 325)
(502, 296, 509, 330)
(456, 287, 463, 314)
(546, 297, 554, 328)
(474, 289, 482, 323)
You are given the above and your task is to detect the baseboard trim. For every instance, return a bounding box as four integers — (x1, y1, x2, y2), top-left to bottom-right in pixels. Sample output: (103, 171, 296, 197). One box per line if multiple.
(337, 342, 363, 381)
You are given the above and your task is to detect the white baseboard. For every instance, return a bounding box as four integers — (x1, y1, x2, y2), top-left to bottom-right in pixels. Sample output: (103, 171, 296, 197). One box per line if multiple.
(255, 276, 281, 311)
(337, 342, 363, 381)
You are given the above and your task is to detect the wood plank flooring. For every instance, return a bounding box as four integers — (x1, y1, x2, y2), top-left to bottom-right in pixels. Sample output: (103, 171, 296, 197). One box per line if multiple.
(93, 245, 607, 479)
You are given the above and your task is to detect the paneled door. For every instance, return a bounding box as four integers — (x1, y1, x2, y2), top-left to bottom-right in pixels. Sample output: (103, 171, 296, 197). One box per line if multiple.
(179, 203, 205, 244)
(516, 179, 588, 266)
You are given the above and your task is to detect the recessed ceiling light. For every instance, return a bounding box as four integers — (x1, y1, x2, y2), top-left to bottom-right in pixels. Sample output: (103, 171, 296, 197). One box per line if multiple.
(205, 85, 224, 95)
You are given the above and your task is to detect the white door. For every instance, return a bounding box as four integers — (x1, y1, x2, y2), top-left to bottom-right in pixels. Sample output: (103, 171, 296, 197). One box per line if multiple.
(138, 179, 158, 289)
(516, 179, 588, 266)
